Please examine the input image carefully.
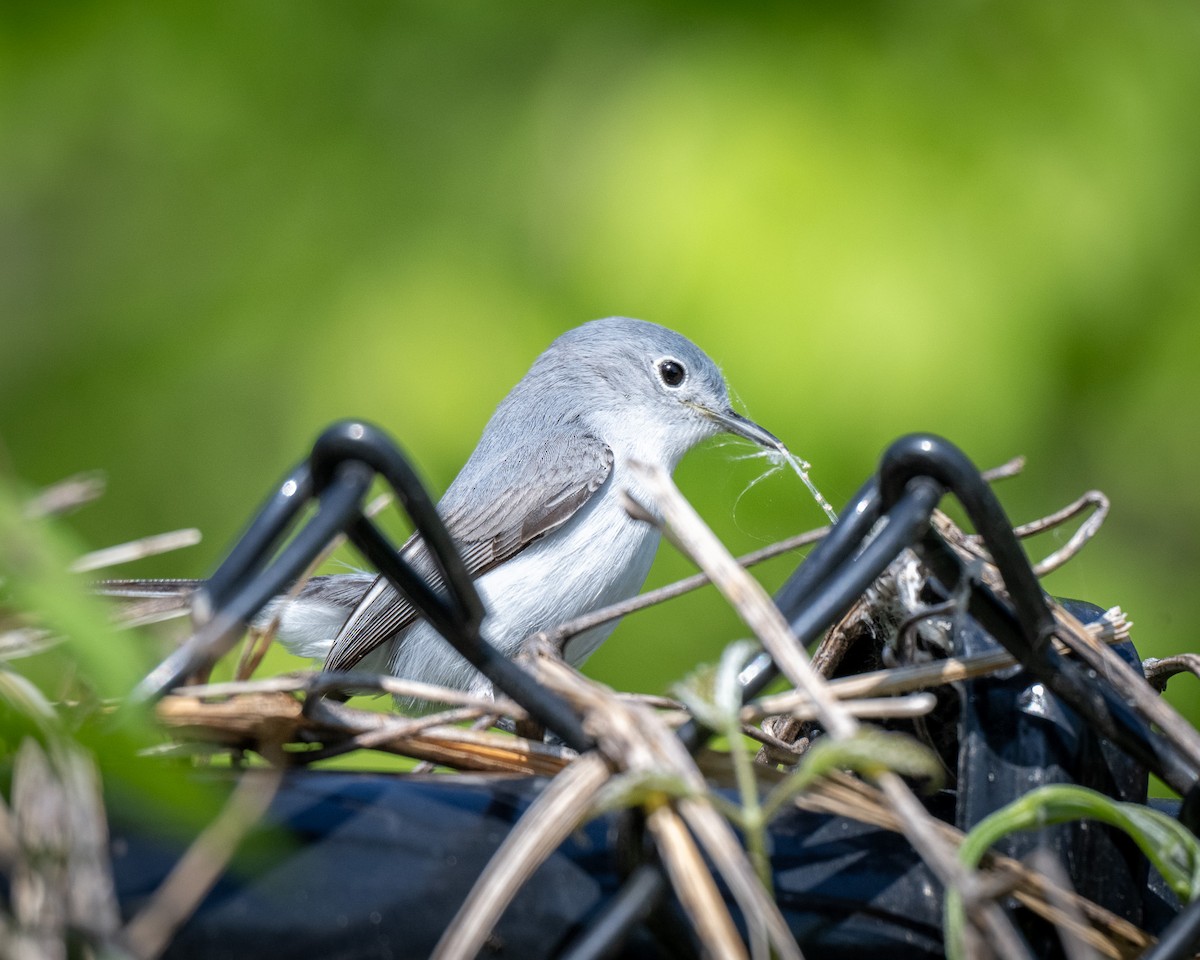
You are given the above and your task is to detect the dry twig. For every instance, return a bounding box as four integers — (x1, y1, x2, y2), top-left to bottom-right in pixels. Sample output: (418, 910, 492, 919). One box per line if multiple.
(1143, 653, 1200, 692)
(962, 489, 1109, 578)
(155, 690, 569, 776)
(747, 606, 1129, 720)
(431, 754, 612, 960)
(538, 526, 827, 652)
(23, 472, 107, 520)
(71, 529, 202, 574)
(1052, 603, 1200, 773)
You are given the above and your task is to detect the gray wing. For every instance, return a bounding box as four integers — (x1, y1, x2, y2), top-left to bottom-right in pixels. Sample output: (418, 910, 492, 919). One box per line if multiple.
(323, 433, 614, 672)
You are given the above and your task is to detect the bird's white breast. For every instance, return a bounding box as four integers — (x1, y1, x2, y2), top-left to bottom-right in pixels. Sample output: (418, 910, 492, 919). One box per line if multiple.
(386, 456, 663, 697)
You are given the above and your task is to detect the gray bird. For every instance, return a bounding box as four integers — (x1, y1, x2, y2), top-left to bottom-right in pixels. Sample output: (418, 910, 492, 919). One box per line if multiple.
(104, 317, 782, 703)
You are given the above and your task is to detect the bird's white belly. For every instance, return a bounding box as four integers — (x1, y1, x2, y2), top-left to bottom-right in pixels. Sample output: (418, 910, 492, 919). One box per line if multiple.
(387, 474, 661, 698)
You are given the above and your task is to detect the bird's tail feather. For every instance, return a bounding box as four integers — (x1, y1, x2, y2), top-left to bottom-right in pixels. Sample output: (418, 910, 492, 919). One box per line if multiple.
(94, 578, 202, 627)
(94, 575, 371, 658)
(94, 578, 203, 599)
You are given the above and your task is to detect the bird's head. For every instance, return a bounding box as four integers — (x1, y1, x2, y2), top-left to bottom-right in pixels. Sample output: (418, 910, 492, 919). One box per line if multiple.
(530, 317, 783, 468)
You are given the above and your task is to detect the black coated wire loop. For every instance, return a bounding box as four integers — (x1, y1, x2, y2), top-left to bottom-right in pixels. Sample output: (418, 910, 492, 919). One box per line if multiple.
(309, 420, 486, 638)
(879, 434, 1200, 798)
(133, 459, 372, 702)
(132, 419, 592, 751)
(879, 433, 1056, 651)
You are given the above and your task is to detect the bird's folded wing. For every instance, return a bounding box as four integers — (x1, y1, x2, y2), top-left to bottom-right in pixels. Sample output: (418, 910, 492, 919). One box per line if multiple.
(323, 434, 614, 673)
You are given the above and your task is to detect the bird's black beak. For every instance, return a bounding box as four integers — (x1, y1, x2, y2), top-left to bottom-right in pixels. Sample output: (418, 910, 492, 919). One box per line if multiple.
(704, 406, 785, 453)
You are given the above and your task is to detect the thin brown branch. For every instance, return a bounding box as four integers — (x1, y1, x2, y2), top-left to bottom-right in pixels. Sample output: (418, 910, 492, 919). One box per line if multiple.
(1143, 653, 1200, 692)
(980, 456, 1027, 483)
(958, 489, 1109, 578)
(1052, 602, 1200, 773)
(538, 527, 827, 650)
(1025, 491, 1109, 576)
(155, 691, 567, 776)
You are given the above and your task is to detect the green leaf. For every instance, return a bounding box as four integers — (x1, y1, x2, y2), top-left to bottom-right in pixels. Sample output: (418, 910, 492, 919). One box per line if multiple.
(945, 784, 1200, 959)
(763, 728, 943, 822)
(0, 475, 220, 832)
(0, 476, 145, 700)
(589, 770, 697, 815)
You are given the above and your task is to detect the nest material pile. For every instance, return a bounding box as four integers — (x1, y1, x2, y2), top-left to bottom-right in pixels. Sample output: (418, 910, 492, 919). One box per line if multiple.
(4, 460, 1200, 960)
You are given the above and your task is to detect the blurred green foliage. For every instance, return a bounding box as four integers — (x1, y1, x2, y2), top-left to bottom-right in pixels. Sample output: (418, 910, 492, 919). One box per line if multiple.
(2, 3, 1198, 734)
(0, 473, 220, 831)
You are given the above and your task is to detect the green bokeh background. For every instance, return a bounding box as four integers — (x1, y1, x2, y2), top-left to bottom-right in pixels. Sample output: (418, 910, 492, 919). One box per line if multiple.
(2, 3, 1198, 729)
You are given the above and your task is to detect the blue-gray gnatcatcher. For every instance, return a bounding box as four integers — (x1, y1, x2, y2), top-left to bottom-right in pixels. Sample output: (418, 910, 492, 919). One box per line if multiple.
(110, 317, 782, 702)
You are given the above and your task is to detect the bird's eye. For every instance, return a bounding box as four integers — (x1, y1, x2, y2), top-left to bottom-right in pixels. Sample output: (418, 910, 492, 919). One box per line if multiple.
(657, 358, 686, 388)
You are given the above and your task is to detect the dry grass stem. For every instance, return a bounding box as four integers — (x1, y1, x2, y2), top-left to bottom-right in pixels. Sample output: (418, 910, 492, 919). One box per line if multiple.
(1024, 491, 1108, 576)
(1024, 849, 1104, 960)
(623, 460, 856, 740)
(302, 704, 490, 760)
(677, 796, 804, 960)
(961, 489, 1109, 578)
(647, 799, 751, 960)
(173, 669, 526, 718)
(0, 627, 59, 660)
(155, 691, 569, 776)
(1054, 603, 1200, 771)
(745, 692, 936, 727)
(23, 472, 107, 520)
(980, 456, 1027, 482)
(430, 753, 612, 960)
(71, 529, 202, 574)
(534, 654, 804, 960)
(748, 607, 1129, 720)
(1143, 653, 1200, 691)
